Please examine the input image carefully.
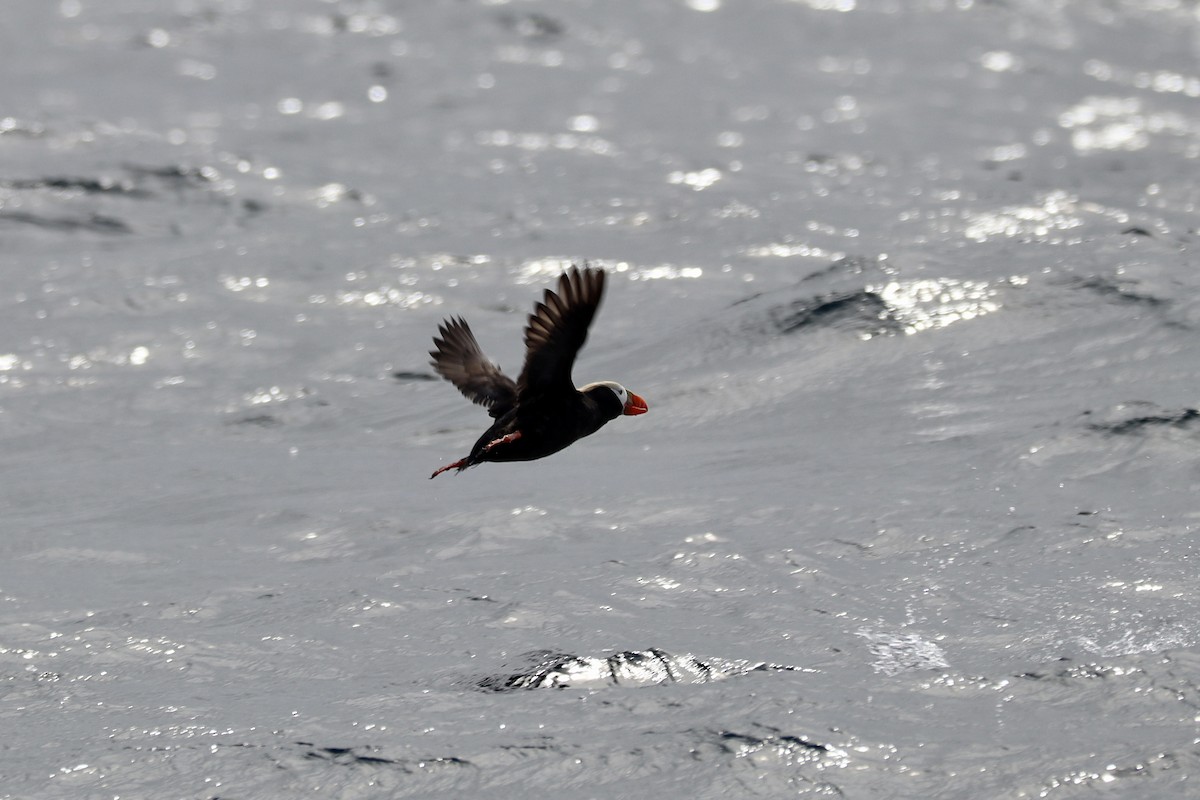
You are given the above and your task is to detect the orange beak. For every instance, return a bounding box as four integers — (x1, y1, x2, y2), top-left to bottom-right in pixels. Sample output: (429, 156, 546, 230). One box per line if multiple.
(623, 392, 648, 416)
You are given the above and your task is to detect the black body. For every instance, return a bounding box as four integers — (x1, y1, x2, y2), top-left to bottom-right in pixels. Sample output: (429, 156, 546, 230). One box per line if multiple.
(465, 383, 624, 464)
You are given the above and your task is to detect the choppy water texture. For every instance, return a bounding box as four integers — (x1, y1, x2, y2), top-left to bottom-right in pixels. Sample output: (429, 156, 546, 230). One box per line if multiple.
(3, 1, 1200, 797)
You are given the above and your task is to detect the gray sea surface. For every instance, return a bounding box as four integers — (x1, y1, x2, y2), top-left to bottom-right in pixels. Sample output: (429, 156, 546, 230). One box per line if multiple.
(3, 0, 1200, 797)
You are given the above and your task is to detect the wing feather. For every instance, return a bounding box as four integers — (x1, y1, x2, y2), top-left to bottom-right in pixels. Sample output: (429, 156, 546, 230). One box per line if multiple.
(517, 265, 606, 399)
(429, 317, 517, 418)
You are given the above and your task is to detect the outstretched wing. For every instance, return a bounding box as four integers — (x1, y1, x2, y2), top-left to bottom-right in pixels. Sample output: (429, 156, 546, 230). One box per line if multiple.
(517, 265, 606, 399)
(429, 316, 517, 418)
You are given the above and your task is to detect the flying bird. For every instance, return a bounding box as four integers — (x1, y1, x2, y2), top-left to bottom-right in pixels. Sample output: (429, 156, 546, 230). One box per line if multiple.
(429, 265, 648, 478)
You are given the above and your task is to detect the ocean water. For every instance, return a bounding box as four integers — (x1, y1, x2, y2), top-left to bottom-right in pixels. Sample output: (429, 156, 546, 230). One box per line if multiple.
(3, 1, 1200, 797)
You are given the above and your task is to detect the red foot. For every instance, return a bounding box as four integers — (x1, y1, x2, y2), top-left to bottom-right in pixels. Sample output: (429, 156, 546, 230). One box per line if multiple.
(430, 458, 468, 479)
(483, 430, 522, 452)
(431, 432, 521, 479)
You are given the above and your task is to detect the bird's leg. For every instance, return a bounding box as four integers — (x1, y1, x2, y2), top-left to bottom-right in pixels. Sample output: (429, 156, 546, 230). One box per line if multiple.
(431, 432, 521, 479)
(430, 457, 468, 479)
(482, 430, 522, 452)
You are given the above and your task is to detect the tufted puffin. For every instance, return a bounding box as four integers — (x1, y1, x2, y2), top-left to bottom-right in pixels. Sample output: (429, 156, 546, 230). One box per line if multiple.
(429, 265, 648, 478)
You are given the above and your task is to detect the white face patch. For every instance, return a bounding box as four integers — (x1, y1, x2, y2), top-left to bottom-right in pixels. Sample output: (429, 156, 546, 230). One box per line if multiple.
(582, 380, 627, 408)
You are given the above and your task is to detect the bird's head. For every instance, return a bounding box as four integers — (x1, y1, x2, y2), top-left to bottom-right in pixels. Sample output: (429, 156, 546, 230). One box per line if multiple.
(582, 381, 649, 418)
